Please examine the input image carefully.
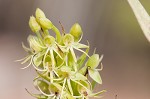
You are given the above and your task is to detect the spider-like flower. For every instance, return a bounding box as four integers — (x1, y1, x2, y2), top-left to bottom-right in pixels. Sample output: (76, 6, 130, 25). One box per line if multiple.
(18, 8, 106, 99)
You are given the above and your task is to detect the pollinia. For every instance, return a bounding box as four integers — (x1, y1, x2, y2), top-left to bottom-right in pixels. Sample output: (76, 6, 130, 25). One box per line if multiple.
(19, 8, 106, 99)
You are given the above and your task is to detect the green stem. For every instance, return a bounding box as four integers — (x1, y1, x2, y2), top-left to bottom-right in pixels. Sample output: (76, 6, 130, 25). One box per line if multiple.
(44, 30, 50, 36)
(36, 31, 42, 40)
(52, 25, 61, 43)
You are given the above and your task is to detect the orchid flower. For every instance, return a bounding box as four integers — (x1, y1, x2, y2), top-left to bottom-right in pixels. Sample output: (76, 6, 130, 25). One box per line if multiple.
(18, 8, 105, 99)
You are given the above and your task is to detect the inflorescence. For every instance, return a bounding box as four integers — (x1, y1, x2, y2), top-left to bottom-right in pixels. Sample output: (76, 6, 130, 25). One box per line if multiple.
(18, 8, 106, 99)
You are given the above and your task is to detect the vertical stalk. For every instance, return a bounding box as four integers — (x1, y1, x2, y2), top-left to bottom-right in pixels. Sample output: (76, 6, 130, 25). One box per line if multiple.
(52, 25, 61, 43)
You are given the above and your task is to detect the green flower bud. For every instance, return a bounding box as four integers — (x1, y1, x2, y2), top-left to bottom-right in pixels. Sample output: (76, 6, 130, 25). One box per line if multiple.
(35, 8, 46, 20)
(44, 36, 55, 47)
(63, 34, 74, 46)
(70, 23, 82, 41)
(29, 16, 41, 33)
(39, 17, 53, 30)
(86, 54, 100, 69)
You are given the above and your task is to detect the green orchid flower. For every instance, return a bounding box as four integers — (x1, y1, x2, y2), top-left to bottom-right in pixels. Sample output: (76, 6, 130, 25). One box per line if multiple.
(80, 54, 103, 84)
(62, 34, 89, 64)
(56, 66, 90, 98)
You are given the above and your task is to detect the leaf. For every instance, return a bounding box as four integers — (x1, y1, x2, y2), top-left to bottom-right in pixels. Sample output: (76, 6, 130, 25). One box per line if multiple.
(127, 0, 150, 42)
(88, 69, 102, 84)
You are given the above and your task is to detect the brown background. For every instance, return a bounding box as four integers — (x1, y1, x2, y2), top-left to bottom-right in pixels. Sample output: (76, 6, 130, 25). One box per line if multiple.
(0, 0, 150, 99)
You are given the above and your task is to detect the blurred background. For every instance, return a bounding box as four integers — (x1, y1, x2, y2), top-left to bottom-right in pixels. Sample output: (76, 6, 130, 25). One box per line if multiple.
(0, 0, 150, 99)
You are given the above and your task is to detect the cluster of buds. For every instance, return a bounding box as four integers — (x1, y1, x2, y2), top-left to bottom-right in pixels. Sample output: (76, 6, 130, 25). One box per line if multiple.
(19, 8, 106, 99)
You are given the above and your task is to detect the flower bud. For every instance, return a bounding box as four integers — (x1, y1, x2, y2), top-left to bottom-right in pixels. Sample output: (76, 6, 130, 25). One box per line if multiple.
(63, 34, 74, 46)
(39, 17, 53, 30)
(86, 54, 100, 69)
(35, 8, 46, 20)
(29, 16, 41, 33)
(70, 23, 82, 41)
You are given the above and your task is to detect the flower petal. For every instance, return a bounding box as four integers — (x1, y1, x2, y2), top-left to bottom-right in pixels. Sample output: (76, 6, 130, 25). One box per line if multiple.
(88, 69, 102, 84)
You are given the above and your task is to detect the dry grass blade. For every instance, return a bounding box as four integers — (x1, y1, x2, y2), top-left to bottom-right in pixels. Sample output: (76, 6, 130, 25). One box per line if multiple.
(127, 0, 150, 42)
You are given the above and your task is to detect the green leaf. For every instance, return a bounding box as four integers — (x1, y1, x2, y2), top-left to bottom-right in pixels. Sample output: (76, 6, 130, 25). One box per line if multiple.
(88, 69, 102, 84)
